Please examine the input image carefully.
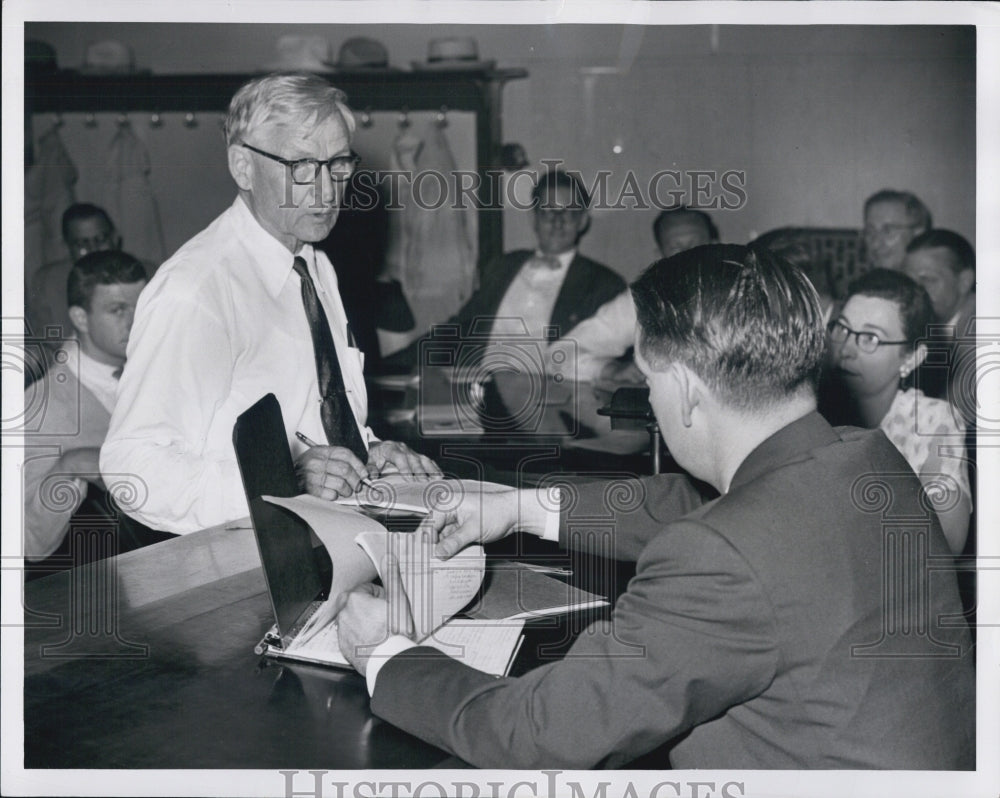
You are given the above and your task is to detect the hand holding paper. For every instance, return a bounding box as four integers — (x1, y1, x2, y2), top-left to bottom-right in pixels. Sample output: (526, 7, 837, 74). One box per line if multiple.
(428, 486, 546, 559)
(383, 529, 483, 640)
(337, 550, 417, 675)
(262, 493, 485, 652)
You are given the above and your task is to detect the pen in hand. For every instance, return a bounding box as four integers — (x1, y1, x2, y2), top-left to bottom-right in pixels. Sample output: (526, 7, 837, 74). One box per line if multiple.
(295, 430, 320, 448)
(296, 430, 374, 491)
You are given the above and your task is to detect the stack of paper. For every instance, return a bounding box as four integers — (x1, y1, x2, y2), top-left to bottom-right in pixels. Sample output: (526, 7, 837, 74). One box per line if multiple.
(263, 493, 518, 676)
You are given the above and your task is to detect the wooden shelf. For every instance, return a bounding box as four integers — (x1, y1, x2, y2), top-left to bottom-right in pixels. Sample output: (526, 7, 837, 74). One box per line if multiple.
(25, 67, 527, 114)
(25, 66, 529, 268)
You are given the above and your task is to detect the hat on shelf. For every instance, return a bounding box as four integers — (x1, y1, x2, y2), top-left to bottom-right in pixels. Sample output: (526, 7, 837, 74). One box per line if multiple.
(329, 36, 395, 70)
(263, 35, 333, 72)
(411, 37, 495, 71)
(80, 40, 146, 75)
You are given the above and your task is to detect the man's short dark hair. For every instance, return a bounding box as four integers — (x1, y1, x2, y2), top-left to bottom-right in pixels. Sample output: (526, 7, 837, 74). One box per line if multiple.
(652, 207, 720, 245)
(61, 203, 114, 242)
(531, 169, 591, 209)
(905, 228, 975, 276)
(631, 243, 825, 410)
(863, 189, 933, 231)
(67, 250, 148, 312)
(846, 268, 934, 346)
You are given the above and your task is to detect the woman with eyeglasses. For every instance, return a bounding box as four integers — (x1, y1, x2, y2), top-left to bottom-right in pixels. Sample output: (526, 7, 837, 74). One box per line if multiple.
(824, 268, 970, 554)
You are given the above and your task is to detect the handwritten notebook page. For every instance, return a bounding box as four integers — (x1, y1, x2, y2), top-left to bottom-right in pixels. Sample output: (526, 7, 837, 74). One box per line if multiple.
(356, 528, 485, 641)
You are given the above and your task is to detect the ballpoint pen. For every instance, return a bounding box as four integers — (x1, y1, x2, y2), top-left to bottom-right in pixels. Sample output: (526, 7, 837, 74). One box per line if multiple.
(295, 430, 374, 489)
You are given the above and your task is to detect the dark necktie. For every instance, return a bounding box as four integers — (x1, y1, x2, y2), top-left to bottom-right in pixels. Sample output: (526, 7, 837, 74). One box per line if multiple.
(292, 256, 368, 462)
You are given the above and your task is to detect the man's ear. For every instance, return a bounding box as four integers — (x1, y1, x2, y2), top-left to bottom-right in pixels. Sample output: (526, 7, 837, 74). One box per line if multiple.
(67, 305, 89, 337)
(575, 209, 591, 240)
(671, 363, 701, 428)
(110, 231, 123, 251)
(228, 145, 253, 191)
(957, 268, 975, 298)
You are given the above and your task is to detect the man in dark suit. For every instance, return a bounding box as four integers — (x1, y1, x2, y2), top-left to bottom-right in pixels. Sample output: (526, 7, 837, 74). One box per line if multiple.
(386, 169, 624, 369)
(338, 244, 975, 769)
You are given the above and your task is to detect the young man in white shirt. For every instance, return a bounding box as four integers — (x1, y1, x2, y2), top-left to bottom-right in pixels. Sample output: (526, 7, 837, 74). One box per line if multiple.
(23, 250, 150, 568)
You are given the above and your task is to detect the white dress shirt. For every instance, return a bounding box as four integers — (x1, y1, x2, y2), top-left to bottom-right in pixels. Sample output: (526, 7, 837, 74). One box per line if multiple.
(75, 349, 122, 414)
(490, 249, 574, 348)
(550, 290, 636, 382)
(102, 196, 373, 533)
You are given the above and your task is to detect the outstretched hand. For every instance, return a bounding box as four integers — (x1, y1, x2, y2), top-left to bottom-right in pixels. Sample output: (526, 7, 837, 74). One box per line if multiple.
(423, 487, 527, 560)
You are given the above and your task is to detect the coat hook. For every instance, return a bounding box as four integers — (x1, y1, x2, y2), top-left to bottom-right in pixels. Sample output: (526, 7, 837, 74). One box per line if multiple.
(398, 108, 410, 129)
(436, 105, 449, 128)
(150, 112, 163, 128)
(84, 113, 98, 128)
(183, 112, 198, 129)
(360, 107, 373, 129)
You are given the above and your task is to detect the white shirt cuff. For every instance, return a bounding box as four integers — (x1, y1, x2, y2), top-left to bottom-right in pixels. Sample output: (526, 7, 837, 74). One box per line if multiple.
(539, 486, 561, 542)
(365, 634, 418, 696)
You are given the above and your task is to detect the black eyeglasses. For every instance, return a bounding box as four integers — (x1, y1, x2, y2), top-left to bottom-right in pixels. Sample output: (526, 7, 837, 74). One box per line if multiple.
(240, 142, 360, 184)
(827, 320, 909, 354)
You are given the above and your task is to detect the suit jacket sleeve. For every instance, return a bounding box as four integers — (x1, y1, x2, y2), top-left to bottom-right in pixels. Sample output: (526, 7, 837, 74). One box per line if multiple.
(557, 473, 715, 561)
(371, 519, 778, 769)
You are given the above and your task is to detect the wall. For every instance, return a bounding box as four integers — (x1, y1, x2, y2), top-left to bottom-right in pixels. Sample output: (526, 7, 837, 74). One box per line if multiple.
(26, 22, 975, 281)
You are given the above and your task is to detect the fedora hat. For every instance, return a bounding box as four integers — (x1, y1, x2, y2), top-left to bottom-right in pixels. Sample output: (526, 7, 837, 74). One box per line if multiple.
(411, 37, 495, 71)
(263, 35, 333, 72)
(329, 36, 395, 70)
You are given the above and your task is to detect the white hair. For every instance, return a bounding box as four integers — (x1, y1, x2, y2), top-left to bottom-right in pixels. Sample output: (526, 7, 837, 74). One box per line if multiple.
(224, 72, 356, 147)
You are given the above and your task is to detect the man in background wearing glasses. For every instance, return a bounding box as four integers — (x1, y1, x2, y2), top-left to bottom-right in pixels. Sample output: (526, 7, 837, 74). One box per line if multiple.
(385, 169, 625, 371)
(102, 72, 438, 535)
(862, 188, 932, 271)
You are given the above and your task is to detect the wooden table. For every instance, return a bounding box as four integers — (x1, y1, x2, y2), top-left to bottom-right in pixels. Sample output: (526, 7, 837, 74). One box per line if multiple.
(21, 521, 616, 769)
(22, 523, 454, 768)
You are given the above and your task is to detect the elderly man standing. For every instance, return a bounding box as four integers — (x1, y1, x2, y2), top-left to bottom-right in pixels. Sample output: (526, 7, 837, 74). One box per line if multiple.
(338, 244, 974, 769)
(102, 73, 437, 534)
